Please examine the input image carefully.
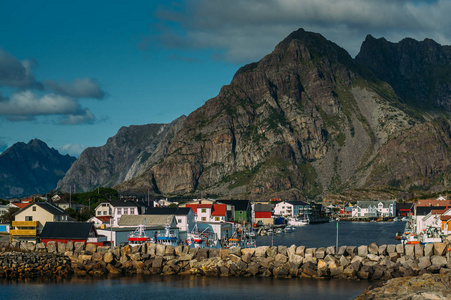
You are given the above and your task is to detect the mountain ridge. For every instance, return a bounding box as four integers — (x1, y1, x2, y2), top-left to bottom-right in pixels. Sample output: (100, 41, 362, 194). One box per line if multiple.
(0, 139, 75, 199)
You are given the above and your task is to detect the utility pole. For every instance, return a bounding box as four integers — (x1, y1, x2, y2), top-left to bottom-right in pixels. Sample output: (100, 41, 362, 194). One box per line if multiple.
(336, 217, 340, 251)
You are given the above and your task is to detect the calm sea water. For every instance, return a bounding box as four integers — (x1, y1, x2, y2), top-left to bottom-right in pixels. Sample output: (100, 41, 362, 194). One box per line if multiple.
(0, 221, 405, 300)
(257, 220, 406, 248)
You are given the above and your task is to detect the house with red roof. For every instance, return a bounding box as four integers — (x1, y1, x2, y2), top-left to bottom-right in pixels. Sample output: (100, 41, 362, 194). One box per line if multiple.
(185, 203, 227, 223)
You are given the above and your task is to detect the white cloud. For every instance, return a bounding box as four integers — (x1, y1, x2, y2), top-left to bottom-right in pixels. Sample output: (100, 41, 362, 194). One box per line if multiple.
(0, 90, 95, 124)
(154, 0, 450, 61)
(60, 109, 96, 125)
(42, 78, 105, 99)
(0, 47, 106, 125)
(59, 143, 86, 157)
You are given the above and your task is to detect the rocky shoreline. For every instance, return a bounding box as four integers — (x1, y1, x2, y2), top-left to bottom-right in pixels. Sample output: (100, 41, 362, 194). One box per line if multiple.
(1, 240, 451, 279)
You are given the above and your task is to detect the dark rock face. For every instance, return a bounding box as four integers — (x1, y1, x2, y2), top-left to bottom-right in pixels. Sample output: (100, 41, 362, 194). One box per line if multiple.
(0, 139, 75, 198)
(356, 34, 451, 111)
(57, 116, 186, 193)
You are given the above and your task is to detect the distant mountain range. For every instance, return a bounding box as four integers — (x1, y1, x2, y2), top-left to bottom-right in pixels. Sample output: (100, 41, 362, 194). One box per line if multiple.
(0, 139, 75, 199)
(38, 28, 451, 201)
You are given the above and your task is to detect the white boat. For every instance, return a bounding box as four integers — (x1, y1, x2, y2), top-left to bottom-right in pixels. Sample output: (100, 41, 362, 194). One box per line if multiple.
(288, 217, 309, 226)
(128, 223, 152, 246)
(284, 225, 296, 233)
(418, 227, 442, 244)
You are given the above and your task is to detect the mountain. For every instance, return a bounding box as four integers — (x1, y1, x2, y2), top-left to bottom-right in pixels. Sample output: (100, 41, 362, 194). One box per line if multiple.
(0, 139, 76, 199)
(57, 116, 186, 192)
(115, 28, 451, 200)
(61, 28, 451, 201)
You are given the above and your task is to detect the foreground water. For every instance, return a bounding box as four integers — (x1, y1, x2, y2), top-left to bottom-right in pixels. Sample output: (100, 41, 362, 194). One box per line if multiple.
(0, 221, 406, 299)
(0, 275, 373, 300)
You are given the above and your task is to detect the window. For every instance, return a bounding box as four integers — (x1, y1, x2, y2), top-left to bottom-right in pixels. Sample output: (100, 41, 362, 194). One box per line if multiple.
(32, 206, 36, 211)
(201, 217, 206, 221)
(201, 209, 206, 213)
(177, 218, 182, 223)
(215, 217, 220, 221)
(123, 208, 128, 215)
(130, 208, 135, 214)
(97, 211, 101, 216)
(25, 216, 33, 221)
(117, 208, 122, 215)
(103, 211, 107, 215)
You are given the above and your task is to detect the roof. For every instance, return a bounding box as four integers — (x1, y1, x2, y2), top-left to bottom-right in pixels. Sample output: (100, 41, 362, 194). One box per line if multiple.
(14, 202, 68, 216)
(40, 222, 95, 239)
(218, 200, 251, 211)
(96, 216, 112, 223)
(12, 203, 31, 209)
(145, 207, 192, 216)
(185, 204, 226, 216)
(356, 200, 395, 209)
(254, 203, 272, 212)
(416, 206, 448, 216)
(276, 201, 309, 207)
(118, 214, 176, 227)
(396, 203, 414, 210)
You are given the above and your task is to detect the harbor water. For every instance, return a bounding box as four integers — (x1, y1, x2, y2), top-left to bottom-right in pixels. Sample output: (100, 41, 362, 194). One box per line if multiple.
(0, 221, 406, 299)
(257, 220, 406, 248)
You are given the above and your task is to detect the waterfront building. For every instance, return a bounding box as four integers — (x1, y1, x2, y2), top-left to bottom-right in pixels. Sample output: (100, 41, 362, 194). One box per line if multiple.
(97, 214, 179, 246)
(396, 202, 414, 217)
(416, 195, 451, 207)
(185, 203, 227, 223)
(12, 202, 70, 237)
(253, 203, 273, 225)
(217, 200, 252, 224)
(273, 200, 310, 218)
(94, 199, 149, 227)
(40, 221, 107, 246)
(352, 200, 396, 218)
(413, 206, 448, 234)
(87, 216, 112, 228)
(145, 207, 195, 240)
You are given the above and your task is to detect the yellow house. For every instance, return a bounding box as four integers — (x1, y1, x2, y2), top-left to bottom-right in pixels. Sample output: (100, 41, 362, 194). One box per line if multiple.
(12, 202, 70, 238)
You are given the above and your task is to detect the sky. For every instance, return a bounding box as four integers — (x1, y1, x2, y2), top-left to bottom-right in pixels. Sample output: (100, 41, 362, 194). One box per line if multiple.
(0, 0, 450, 157)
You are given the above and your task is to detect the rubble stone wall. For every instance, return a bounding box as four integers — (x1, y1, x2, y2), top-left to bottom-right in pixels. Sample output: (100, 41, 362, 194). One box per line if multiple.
(1, 241, 451, 280)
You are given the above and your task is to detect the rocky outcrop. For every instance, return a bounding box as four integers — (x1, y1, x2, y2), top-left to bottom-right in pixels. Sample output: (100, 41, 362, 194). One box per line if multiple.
(57, 116, 186, 193)
(0, 139, 75, 199)
(356, 271, 451, 300)
(356, 34, 451, 111)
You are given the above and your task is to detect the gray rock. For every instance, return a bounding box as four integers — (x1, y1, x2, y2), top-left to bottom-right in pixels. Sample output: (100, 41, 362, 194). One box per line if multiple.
(386, 244, 396, 254)
(431, 255, 447, 267)
(74, 242, 85, 253)
(378, 244, 387, 256)
(295, 245, 305, 257)
(433, 242, 446, 256)
(424, 243, 434, 257)
(395, 243, 404, 254)
(358, 245, 368, 257)
(405, 244, 414, 257)
(305, 248, 316, 258)
(368, 242, 378, 255)
(316, 248, 326, 259)
(47, 241, 56, 253)
(57, 242, 66, 253)
(414, 243, 424, 258)
(255, 246, 268, 257)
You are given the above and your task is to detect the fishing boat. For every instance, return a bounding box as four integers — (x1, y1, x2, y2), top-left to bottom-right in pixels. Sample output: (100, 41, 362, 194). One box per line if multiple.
(155, 219, 178, 246)
(128, 223, 152, 246)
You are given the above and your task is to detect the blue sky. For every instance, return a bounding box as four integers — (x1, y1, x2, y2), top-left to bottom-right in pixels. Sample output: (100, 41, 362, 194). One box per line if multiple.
(0, 0, 449, 156)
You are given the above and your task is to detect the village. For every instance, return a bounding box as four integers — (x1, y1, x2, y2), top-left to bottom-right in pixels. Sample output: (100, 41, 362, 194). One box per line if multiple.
(1, 194, 451, 248)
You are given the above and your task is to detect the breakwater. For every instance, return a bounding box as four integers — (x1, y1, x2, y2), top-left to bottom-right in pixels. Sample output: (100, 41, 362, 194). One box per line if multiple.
(1, 240, 451, 280)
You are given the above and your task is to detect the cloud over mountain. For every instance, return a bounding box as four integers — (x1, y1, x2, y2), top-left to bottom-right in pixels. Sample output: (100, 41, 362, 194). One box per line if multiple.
(153, 0, 450, 62)
(0, 47, 105, 125)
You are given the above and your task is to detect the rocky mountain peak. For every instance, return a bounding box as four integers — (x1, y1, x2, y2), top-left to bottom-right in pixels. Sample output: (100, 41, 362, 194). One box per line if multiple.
(0, 139, 75, 198)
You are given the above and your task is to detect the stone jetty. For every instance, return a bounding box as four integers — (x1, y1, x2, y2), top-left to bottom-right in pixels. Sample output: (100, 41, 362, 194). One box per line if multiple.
(1, 241, 451, 281)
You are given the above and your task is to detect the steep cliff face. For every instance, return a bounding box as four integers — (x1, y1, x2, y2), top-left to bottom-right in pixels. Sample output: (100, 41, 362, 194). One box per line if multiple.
(116, 29, 421, 200)
(355, 35, 451, 111)
(57, 116, 186, 192)
(0, 139, 75, 198)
